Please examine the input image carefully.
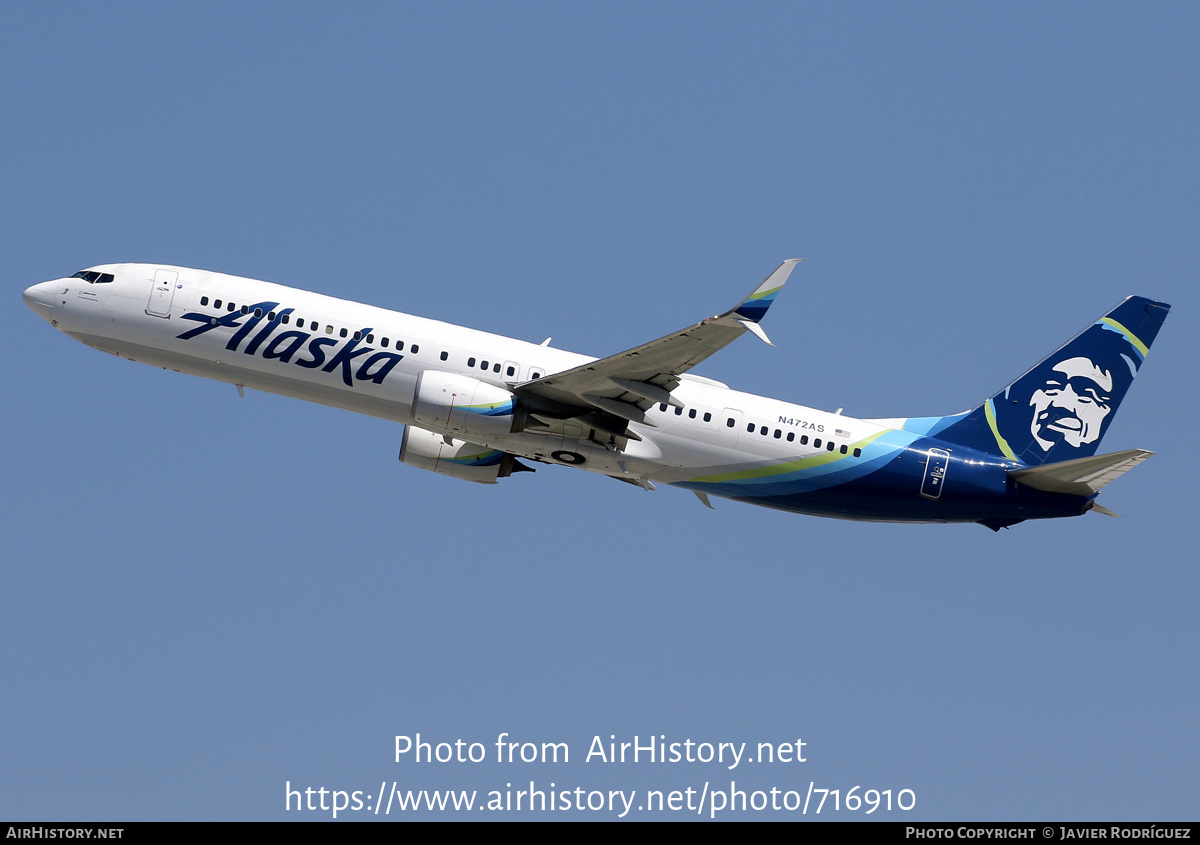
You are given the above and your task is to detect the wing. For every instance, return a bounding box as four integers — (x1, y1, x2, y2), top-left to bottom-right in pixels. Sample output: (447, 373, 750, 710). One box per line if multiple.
(515, 260, 800, 439)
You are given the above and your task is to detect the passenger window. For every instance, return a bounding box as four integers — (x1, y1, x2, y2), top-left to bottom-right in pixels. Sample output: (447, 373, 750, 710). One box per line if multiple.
(826, 441, 836, 451)
(411, 344, 419, 353)
(660, 404, 668, 412)
(241, 305, 249, 315)
(367, 334, 374, 343)
(813, 438, 821, 448)
(506, 365, 514, 375)
(481, 360, 489, 370)
(688, 409, 697, 419)
(853, 448, 862, 458)
(760, 426, 768, 435)
(773, 429, 782, 439)
(382, 338, 389, 348)
(675, 407, 683, 416)
(531, 371, 541, 379)
(214, 299, 222, 309)
(254, 308, 263, 318)
(442, 352, 450, 361)
(201, 296, 209, 306)
(353, 331, 361, 341)
(268, 311, 276, 320)
(747, 423, 755, 433)
(703, 412, 711, 422)
(840, 445, 848, 454)
(493, 363, 500, 373)
(227, 303, 236, 312)
(398, 342, 406, 352)
(727, 418, 735, 428)
(282, 315, 290, 324)
(468, 357, 476, 367)
(787, 432, 794, 442)
(340, 328, 348, 338)
(326, 325, 333, 334)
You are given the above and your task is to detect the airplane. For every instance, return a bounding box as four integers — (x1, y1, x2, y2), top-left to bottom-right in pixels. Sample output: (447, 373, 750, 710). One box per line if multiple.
(23, 261, 1170, 530)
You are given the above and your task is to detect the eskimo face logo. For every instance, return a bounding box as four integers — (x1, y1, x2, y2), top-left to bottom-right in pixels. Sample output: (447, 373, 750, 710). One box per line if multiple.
(1028, 356, 1113, 450)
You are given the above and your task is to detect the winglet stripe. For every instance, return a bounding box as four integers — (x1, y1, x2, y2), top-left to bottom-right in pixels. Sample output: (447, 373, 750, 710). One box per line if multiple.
(732, 259, 800, 322)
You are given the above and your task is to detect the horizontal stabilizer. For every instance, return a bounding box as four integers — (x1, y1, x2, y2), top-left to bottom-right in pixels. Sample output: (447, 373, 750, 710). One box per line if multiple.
(1009, 449, 1153, 496)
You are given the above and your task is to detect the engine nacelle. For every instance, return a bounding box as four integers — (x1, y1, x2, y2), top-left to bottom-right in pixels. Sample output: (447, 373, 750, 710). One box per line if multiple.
(412, 370, 520, 438)
(399, 425, 533, 485)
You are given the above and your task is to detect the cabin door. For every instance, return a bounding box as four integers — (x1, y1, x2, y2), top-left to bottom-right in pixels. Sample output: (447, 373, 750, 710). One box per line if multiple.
(718, 408, 743, 449)
(146, 269, 178, 318)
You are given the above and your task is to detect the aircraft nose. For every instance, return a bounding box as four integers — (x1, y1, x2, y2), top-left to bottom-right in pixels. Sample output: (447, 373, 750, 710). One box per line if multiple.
(23, 280, 60, 324)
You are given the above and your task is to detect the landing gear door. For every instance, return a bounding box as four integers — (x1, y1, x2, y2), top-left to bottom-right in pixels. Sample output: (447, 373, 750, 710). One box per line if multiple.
(147, 269, 178, 318)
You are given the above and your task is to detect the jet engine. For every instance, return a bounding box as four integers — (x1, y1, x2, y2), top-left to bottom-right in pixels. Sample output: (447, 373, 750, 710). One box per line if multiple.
(411, 370, 528, 438)
(399, 425, 533, 484)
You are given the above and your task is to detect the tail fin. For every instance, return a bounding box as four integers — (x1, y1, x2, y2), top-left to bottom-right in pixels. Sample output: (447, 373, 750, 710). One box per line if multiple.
(929, 296, 1170, 466)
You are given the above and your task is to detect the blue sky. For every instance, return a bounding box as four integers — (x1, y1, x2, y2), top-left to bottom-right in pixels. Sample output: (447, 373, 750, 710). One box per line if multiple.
(3, 3, 1197, 820)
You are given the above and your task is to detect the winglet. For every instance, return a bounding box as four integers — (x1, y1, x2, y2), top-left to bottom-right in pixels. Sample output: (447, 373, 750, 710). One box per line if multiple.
(732, 259, 801, 323)
(738, 319, 774, 346)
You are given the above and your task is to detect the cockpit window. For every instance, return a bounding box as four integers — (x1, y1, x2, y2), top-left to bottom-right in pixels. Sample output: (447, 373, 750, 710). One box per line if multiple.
(70, 271, 115, 284)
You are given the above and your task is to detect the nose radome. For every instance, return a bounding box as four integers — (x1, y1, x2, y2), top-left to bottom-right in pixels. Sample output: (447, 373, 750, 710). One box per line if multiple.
(24, 280, 60, 324)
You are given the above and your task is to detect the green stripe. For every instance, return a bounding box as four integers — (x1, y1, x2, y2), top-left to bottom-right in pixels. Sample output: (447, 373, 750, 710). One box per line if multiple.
(749, 284, 782, 300)
(985, 399, 1018, 461)
(447, 450, 499, 464)
(692, 430, 889, 484)
(1099, 317, 1148, 356)
(461, 402, 511, 411)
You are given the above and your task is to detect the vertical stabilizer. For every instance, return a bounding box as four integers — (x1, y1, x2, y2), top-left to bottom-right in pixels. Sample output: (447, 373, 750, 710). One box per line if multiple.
(929, 296, 1170, 466)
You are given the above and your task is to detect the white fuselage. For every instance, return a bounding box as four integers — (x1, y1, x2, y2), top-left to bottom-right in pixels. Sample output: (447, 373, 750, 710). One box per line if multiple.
(24, 263, 882, 489)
